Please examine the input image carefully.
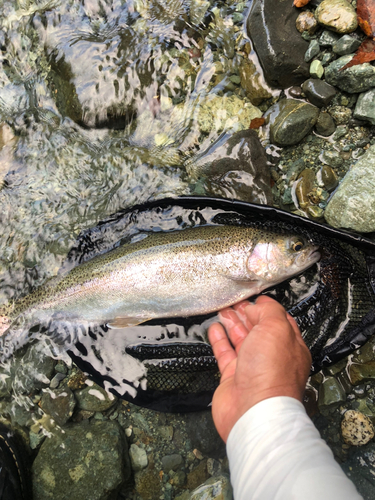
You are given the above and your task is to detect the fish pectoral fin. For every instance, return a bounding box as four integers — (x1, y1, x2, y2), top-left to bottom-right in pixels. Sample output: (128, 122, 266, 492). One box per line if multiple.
(106, 317, 150, 329)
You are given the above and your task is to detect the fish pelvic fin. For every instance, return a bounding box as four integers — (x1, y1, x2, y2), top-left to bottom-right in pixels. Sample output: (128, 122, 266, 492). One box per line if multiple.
(107, 317, 151, 329)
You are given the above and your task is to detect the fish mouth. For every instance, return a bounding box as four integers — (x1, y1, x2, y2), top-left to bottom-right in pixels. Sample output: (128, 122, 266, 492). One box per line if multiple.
(308, 246, 321, 263)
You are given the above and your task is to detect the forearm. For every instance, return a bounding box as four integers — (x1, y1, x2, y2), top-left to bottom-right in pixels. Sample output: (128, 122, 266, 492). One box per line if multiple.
(227, 396, 363, 500)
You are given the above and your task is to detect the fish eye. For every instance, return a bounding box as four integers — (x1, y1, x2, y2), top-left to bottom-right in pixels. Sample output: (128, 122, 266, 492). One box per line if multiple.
(292, 240, 304, 252)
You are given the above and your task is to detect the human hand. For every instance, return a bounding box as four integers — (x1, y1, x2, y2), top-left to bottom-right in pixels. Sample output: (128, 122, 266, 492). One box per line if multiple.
(208, 296, 312, 442)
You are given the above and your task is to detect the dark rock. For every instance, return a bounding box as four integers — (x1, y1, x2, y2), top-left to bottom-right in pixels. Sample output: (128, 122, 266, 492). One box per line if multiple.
(40, 388, 76, 426)
(9, 344, 55, 394)
(348, 361, 375, 386)
(325, 56, 375, 93)
(319, 30, 340, 47)
(186, 129, 272, 205)
(185, 412, 225, 459)
(75, 383, 117, 412)
(354, 89, 375, 125)
(187, 460, 209, 491)
(134, 470, 162, 500)
(161, 454, 183, 472)
(269, 99, 319, 146)
(32, 420, 130, 500)
(315, 111, 336, 136)
(302, 79, 336, 107)
(318, 376, 346, 408)
(246, 0, 310, 88)
(304, 40, 320, 63)
(332, 35, 361, 55)
(341, 443, 375, 499)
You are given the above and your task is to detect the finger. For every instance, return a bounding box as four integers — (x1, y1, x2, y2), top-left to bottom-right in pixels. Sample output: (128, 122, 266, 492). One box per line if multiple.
(232, 301, 254, 330)
(286, 313, 302, 337)
(218, 308, 249, 352)
(208, 322, 237, 375)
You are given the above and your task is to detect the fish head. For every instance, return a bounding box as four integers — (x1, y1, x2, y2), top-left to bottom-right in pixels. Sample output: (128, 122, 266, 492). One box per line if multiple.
(246, 233, 321, 287)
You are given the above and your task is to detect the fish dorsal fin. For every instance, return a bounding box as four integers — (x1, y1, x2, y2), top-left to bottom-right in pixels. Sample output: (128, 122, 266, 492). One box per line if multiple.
(107, 317, 150, 329)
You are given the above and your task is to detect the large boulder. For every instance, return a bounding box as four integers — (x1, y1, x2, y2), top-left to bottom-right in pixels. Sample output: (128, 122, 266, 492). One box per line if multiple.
(246, 0, 310, 88)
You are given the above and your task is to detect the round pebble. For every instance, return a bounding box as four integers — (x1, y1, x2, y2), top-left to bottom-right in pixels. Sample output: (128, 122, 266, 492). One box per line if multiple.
(341, 410, 374, 446)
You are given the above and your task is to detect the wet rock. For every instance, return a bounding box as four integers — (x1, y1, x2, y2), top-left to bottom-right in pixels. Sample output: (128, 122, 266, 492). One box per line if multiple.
(269, 99, 319, 146)
(32, 420, 129, 500)
(354, 89, 375, 125)
(325, 56, 375, 93)
(318, 376, 346, 408)
(332, 35, 362, 55)
(348, 361, 375, 385)
(129, 444, 148, 471)
(319, 30, 340, 47)
(305, 40, 320, 62)
(302, 79, 336, 107)
(315, 111, 336, 136)
(329, 105, 352, 125)
(40, 388, 76, 427)
(315, 0, 358, 34)
(75, 382, 116, 412)
(246, 0, 309, 88)
(196, 95, 261, 134)
(185, 412, 225, 459)
(341, 410, 374, 446)
(207, 458, 222, 477)
(321, 150, 342, 168)
(239, 58, 272, 105)
(134, 469, 162, 500)
(9, 344, 55, 394)
(296, 11, 318, 35)
(341, 443, 375, 498)
(310, 60, 324, 79)
(187, 460, 209, 491)
(324, 145, 375, 232)
(49, 372, 66, 390)
(161, 453, 183, 472)
(190, 474, 233, 500)
(295, 168, 316, 209)
(186, 129, 272, 205)
(317, 165, 339, 191)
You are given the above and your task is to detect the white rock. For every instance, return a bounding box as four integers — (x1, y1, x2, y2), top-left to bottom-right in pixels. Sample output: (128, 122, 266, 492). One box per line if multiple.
(341, 410, 374, 446)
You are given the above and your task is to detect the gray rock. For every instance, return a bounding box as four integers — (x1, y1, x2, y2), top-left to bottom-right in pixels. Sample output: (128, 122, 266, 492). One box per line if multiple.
(75, 383, 117, 412)
(341, 444, 375, 499)
(302, 79, 336, 107)
(246, 0, 309, 88)
(32, 420, 130, 500)
(325, 56, 375, 93)
(161, 454, 183, 472)
(319, 30, 340, 47)
(185, 129, 273, 205)
(49, 372, 66, 390)
(304, 40, 320, 62)
(315, 111, 336, 136)
(332, 35, 361, 55)
(318, 376, 346, 408)
(354, 89, 375, 125)
(129, 444, 148, 471)
(185, 412, 226, 459)
(40, 388, 76, 426)
(324, 145, 375, 232)
(269, 99, 319, 146)
(190, 475, 233, 500)
(9, 344, 55, 394)
(315, 0, 358, 34)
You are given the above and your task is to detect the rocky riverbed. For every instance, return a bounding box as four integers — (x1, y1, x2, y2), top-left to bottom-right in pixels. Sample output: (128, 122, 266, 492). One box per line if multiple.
(1, 0, 375, 498)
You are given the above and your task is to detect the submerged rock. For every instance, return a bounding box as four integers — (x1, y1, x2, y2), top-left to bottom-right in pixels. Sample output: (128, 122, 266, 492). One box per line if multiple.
(32, 420, 130, 500)
(40, 388, 76, 427)
(190, 474, 233, 500)
(246, 0, 309, 88)
(186, 129, 272, 205)
(318, 376, 346, 408)
(341, 410, 374, 446)
(324, 145, 375, 232)
(315, 0, 358, 34)
(269, 99, 319, 146)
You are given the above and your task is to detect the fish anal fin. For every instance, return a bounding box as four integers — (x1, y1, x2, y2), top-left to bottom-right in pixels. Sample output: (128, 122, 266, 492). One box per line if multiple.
(107, 317, 150, 329)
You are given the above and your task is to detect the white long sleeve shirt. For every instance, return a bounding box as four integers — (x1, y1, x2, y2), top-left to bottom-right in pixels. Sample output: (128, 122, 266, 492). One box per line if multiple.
(227, 396, 363, 500)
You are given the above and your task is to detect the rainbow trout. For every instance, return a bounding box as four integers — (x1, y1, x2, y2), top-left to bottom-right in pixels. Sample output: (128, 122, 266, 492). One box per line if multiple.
(0, 225, 320, 356)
